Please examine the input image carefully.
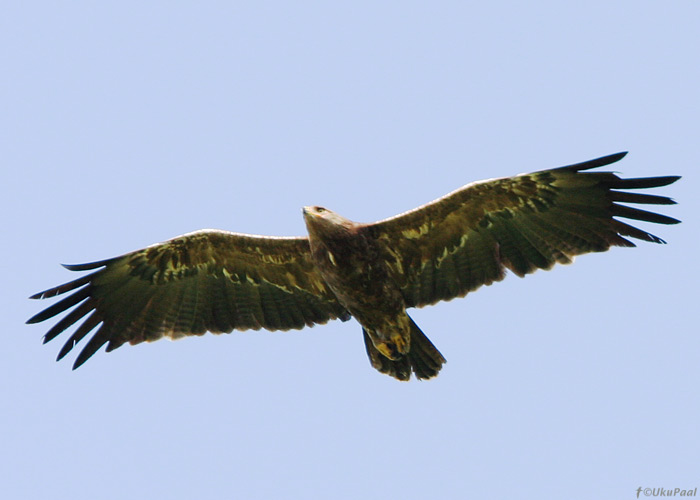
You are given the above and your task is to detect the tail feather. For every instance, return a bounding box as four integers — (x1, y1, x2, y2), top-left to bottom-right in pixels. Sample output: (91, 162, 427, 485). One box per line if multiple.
(362, 317, 446, 381)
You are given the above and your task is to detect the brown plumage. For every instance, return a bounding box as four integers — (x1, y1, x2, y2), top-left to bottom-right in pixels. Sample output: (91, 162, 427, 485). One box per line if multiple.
(27, 152, 680, 380)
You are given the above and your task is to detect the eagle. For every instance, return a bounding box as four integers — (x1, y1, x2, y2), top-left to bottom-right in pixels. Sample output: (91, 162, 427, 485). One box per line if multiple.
(27, 152, 680, 381)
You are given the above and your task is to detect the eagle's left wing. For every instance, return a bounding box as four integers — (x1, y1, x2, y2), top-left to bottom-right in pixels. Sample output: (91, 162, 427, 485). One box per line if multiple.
(28, 230, 350, 368)
(367, 152, 680, 308)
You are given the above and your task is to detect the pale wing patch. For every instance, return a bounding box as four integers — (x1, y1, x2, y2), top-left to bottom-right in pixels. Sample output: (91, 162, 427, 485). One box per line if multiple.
(400, 222, 432, 240)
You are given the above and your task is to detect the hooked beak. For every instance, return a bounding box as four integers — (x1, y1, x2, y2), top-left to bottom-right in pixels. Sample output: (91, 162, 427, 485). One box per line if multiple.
(302, 206, 322, 218)
(302, 206, 317, 221)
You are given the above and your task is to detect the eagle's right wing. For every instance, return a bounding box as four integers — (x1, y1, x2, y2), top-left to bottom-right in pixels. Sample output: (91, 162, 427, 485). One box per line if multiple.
(27, 230, 350, 368)
(368, 153, 680, 308)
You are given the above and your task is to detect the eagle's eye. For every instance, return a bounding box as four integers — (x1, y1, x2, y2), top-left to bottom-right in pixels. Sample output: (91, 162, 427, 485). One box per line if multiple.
(315, 206, 327, 213)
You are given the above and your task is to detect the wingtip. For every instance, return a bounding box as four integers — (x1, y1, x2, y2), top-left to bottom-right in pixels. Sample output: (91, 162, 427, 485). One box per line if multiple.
(61, 257, 116, 271)
(71, 343, 99, 369)
(62, 262, 89, 271)
(601, 151, 629, 164)
(71, 356, 89, 370)
(26, 313, 42, 324)
(560, 151, 629, 172)
(610, 151, 628, 161)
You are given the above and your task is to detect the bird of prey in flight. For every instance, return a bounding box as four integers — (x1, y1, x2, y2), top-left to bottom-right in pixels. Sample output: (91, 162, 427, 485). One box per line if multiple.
(27, 152, 680, 380)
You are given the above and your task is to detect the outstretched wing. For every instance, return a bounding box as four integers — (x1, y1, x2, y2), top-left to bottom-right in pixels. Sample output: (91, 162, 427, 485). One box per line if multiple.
(27, 230, 350, 368)
(369, 152, 680, 308)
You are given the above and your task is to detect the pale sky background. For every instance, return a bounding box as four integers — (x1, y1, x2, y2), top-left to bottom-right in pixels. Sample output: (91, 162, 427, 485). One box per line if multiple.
(2, 2, 698, 499)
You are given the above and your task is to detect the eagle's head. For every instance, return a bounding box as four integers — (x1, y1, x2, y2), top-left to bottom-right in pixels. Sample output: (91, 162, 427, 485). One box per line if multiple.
(302, 206, 357, 238)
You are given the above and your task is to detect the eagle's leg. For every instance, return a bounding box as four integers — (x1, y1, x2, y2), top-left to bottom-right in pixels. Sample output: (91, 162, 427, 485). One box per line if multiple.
(364, 312, 414, 359)
(362, 315, 446, 381)
(373, 333, 410, 360)
(363, 329, 412, 381)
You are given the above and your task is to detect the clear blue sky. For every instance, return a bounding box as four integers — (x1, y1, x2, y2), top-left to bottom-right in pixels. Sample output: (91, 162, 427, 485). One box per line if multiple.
(3, 2, 698, 499)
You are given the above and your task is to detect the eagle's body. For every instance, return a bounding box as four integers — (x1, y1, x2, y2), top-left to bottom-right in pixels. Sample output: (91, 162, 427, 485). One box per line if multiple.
(28, 153, 680, 380)
(304, 207, 445, 379)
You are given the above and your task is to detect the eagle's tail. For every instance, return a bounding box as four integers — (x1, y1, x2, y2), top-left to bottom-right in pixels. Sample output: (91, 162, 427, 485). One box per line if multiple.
(363, 317, 446, 381)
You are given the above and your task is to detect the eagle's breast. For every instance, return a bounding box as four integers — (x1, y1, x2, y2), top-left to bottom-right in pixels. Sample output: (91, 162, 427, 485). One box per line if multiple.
(304, 209, 405, 319)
